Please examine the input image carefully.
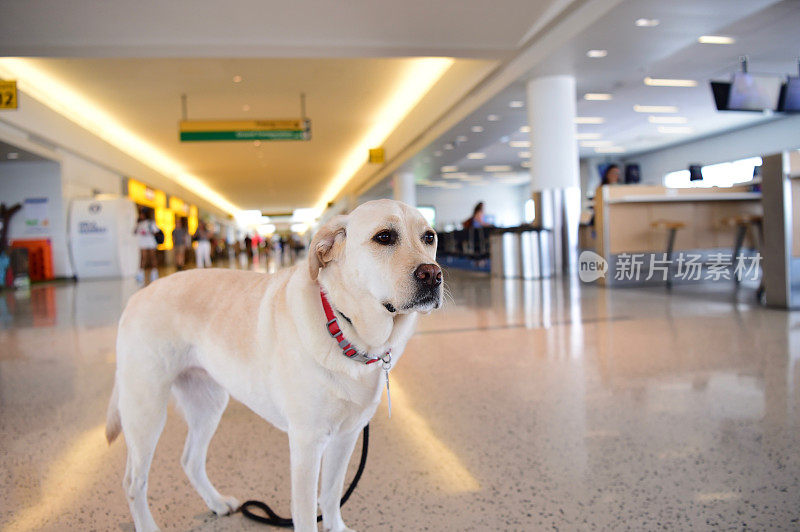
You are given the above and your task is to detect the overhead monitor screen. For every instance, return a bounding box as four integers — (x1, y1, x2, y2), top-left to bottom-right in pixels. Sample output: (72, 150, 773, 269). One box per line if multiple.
(727, 72, 782, 111)
(780, 77, 800, 113)
(710, 81, 730, 111)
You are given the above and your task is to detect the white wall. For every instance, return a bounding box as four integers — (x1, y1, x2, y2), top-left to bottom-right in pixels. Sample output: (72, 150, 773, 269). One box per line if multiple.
(0, 161, 71, 277)
(416, 182, 530, 230)
(60, 151, 123, 201)
(622, 115, 800, 184)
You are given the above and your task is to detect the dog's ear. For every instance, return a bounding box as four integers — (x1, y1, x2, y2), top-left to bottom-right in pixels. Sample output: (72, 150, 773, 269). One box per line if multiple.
(308, 215, 348, 280)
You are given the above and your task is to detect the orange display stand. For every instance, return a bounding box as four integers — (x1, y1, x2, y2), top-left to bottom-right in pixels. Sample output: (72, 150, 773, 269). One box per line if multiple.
(10, 239, 54, 281)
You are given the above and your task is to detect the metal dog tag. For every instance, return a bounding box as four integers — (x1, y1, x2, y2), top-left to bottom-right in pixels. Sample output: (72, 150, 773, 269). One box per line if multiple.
(384, 369, 391, 419)
(381, 351, 392, 419)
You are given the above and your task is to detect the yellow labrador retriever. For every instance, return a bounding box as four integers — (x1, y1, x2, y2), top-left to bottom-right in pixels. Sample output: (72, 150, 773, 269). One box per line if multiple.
(105, 199, 442, 532)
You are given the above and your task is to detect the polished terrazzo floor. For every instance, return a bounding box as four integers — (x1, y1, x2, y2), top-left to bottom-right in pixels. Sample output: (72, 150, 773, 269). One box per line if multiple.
(1, 264, 799, 531)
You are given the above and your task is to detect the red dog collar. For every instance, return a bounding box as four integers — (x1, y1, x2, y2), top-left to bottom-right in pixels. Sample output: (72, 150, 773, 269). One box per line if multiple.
(320, 288, 391, 366)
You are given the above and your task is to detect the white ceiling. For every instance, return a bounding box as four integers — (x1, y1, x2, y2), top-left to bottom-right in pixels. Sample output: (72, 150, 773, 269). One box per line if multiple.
(0, 0, 565, 59)
(399, 0, 800, 190)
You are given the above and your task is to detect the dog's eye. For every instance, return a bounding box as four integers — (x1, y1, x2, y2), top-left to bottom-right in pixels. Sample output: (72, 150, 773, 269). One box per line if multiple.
(373, 229, 398, 246)
(422, 231, 436, 245)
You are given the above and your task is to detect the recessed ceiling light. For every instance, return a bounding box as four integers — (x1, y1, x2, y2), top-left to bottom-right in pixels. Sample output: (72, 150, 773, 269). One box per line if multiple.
(509, 100, 525, 108)
(586, 50, 608, 58)
(456, 135, 468, 142)
(521, 160, 531, 168)
(434, 150, 442, 157)
(232, 75, 243, 83)
(484, 165, 512, 172)
(635, 18, 659, 27)
(471, 126, 484, 133)
(648, 116, 688, 124)
(580, 140, 614, 148)
(575, 116, 605, 124)
(584, 93, 613, 101)
(594, 146, 626, 153)
(444, 143, 454, 150)
(644, 77, 697, 87)
(487, 114, 501, 121)
(442, 172, 467, 179)
(242, 104, 251, 111)
(7, 152, 19, 159)
(441, 165, 458, 172)
(633, 105, 678, 113)
(657, 126, 694, 134)
(253, 140, 261, 147)
(518, 151, 531, 158)
(575, 133, 602, 140)
(509, 140, 531, 148)
(698, 35, 735, 45)
(467, 152, 486, 159)
(519, 125, 531, 133)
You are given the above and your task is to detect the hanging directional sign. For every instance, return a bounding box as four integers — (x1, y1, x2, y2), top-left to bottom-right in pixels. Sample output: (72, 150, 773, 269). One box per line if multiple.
(179, 119, 311, 141)
(0, 80, 18, 110)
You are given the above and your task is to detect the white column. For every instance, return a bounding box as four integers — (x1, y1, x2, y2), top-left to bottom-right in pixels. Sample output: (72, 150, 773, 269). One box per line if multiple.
(392, 172, 416, 207)
(526, 75, 581, 274)
(526, 75, 579, 190)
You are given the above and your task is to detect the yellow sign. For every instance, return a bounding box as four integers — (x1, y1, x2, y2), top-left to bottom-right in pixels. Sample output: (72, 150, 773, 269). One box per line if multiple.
(127, 178, 166, 209)
(368, 148, 385, 164)
(0, 80, 18, 110)
(179, 119, 311, 141)
(180, 119, 305, 132)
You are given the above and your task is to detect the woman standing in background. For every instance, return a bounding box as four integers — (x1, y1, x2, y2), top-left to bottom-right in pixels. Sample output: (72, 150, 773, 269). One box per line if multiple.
(135, 208, 159, 283)
(193, 222, 213, 268)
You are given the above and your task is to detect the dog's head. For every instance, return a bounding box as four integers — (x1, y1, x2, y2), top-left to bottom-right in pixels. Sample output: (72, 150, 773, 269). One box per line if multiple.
(309, 199, 442, 314)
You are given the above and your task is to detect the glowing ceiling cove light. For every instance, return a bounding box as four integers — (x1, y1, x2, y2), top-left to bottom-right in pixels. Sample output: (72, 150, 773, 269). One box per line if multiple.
(0, 58, 241, 215)
(313, 58, 453, 214)
(635, 18, 659, 27)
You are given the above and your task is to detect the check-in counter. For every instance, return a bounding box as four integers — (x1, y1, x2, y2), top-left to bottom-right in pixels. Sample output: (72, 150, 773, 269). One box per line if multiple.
(592, 184, 762, 285)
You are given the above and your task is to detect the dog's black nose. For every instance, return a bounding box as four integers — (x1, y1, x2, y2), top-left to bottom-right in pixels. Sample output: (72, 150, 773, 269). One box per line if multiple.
(414, 263, 442, 287)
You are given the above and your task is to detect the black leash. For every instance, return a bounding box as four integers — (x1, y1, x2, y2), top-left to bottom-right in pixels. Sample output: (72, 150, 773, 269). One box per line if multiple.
(239, 424, 369, 527)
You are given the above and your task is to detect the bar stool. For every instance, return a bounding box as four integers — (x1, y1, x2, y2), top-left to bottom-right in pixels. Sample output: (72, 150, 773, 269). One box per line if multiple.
(650, 220, 686, 288)
(718, 214, 764, 295)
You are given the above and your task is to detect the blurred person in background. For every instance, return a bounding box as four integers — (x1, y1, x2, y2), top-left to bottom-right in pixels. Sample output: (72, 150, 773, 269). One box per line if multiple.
(193, 222, 213, 268)
(171, 217, 189, 271)
(135, 208, 159, 283)
(463, 201, 491, 229)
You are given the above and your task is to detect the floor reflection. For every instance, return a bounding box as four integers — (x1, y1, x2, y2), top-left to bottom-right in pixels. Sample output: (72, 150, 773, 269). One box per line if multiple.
(1, 267, 799, 530)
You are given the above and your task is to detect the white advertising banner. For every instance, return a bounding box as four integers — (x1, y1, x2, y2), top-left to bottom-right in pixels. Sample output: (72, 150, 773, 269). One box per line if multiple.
(69, 198, 138, 279)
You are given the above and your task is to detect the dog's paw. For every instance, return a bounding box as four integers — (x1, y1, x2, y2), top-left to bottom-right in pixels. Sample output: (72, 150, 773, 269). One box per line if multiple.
(209, 495, 240, 516)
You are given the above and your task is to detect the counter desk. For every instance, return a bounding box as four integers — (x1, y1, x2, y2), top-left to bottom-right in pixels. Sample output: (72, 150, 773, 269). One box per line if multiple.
(590, 184, 763, 286)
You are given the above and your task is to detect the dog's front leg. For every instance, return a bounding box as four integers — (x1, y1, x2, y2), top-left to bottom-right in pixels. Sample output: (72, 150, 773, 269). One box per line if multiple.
(289, 430, 327, 532)
(319, 429, 361, 532)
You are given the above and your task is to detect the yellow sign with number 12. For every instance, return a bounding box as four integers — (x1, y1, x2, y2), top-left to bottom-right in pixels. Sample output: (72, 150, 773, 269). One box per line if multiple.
(0, 80, 18, 110)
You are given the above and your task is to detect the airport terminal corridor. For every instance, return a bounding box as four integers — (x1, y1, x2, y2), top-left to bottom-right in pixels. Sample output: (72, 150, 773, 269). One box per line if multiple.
(2, 267, 799, 531)
(3, 1, 800, 530)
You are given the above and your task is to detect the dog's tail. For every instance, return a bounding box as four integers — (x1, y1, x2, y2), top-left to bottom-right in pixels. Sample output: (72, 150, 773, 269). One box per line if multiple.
(105, 380, 122, 444)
